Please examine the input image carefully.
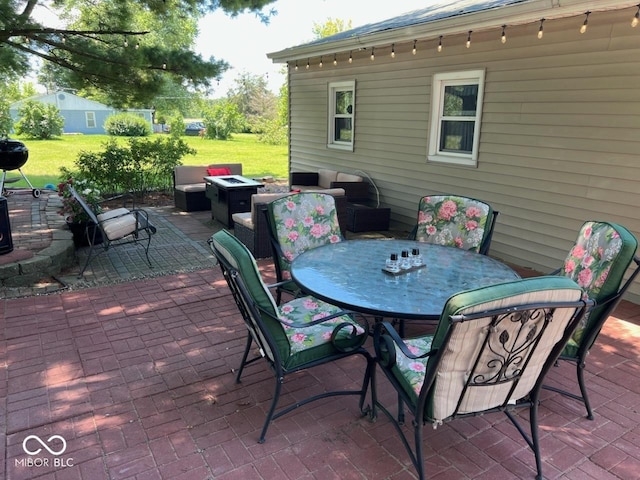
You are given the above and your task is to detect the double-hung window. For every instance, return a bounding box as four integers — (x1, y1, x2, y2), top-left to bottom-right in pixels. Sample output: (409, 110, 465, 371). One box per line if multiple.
(328, 80, 355, 151)
(86, 111, 96, 129)
(428, 70, 485, 166)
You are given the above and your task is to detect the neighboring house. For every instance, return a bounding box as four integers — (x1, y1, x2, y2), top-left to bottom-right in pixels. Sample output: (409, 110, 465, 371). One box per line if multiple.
(9, 91, 154, 135)
(268, 0, 640, 301)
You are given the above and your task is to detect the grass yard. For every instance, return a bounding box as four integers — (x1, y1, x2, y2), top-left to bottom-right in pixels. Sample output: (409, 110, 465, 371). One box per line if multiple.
(5, 133, 288, 190)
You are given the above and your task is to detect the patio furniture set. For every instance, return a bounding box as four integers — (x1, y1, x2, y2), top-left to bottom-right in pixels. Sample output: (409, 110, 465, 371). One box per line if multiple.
(207, 190, 640, 480)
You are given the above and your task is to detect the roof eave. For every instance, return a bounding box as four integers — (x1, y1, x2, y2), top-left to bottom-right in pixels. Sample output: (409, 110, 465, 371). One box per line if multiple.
(267, 0, 638, 63)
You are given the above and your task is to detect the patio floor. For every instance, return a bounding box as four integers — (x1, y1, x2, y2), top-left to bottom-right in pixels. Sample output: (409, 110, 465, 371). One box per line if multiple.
(1, 191, 640, 479)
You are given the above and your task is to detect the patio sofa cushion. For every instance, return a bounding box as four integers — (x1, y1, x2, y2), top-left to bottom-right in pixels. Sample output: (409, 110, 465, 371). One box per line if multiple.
(173, 163, 242, 211)
(290, 169, 369, 203)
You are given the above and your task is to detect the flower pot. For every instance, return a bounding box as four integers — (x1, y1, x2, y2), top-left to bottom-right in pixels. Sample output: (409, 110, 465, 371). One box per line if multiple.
(66, 221, 103, 248)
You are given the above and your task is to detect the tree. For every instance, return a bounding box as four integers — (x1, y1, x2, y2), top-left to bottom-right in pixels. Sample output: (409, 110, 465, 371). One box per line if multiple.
(1, 1, 277, 107)
(203, 100, 243, 140)
(227, 72, 277, 131)
(312, 17, 353, 39)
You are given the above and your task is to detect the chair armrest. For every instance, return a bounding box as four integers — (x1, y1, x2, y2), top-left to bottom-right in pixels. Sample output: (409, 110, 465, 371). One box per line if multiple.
(331, 181, 369, 203)
(290, 172, 319, 186)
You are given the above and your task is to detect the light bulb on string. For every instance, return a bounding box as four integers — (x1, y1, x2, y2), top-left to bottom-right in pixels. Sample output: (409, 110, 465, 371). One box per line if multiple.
(319, 56, 323, 68)
(333, 54, 337, 66)
(370, 47, 375, 61)
(294, 61, 298, 71)
(162, 63, 167, 70)
(124, 36, 128, 47)
(349, 51, 353, 63)
(538, 19, 545, 39)
(501, 25, 507, 44)
(391, 44, 395, 58)
(437, 36, 443, 52)
(306, 58, 310, 69)
(135, 42, 140, 49)
(632, 5, 640, 27)
(466, 31, 472, 48)
(580, 11, 590, 34)
(412, 39, 417, 55)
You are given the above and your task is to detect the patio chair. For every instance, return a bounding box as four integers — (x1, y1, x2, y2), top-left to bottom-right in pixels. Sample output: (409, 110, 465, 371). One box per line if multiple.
(208, 229, 373, 443)
(408, 194, 498, 255)
(68, 186, 156, 276)
(372, 276, 591, 480)
(265, 192, 344, 303)
(544, 220, 640, 419)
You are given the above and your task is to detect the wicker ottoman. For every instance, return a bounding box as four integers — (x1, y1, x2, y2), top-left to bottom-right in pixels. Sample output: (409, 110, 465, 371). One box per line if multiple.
(346, 203, 391, 232)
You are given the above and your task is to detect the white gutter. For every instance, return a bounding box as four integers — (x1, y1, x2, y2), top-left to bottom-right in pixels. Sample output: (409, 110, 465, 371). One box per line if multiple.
(267, 0, 639, 63)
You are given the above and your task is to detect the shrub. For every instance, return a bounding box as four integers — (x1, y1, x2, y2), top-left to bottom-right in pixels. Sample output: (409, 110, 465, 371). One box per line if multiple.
(73, 136, 196, 197)
(167, 112, 185, 138)
(255, 118, 288, 145)
(0, 100, 12, 137)
(14, 100, 64, 139)
(104, 113, 152, 137)
(203, 101, 243, 140)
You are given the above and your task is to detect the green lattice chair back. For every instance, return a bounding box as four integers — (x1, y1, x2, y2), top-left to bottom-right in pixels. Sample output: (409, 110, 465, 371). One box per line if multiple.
(414, 195, 495, 254)
(560, 221, 638, 356)
(266, 193, 343, 280)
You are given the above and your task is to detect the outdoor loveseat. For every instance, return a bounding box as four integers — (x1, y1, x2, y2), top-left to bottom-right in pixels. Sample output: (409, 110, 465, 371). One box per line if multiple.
(173, 163, 243, 211)
(290, 168, 369, 203)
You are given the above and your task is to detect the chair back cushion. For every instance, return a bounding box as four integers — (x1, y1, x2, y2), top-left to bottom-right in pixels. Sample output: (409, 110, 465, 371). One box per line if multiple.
(267, 193, 343, 279)
(424, 276, 583, 422)
(210, 230, 287, 361)
(561, 221, 638, 354)
(414, 195, 492, 253)
(317, 169, 338, 188)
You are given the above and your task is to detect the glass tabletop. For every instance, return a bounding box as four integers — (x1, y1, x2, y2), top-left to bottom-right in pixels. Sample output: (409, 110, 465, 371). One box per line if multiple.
(290, 239, 520, 320)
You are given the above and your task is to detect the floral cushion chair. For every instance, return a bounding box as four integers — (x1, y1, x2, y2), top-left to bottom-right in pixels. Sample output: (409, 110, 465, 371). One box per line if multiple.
(545, 220, 640, 419)
(209, 230, 373, 443)
(266, 192, 344, 302)
(409, 195, 498, 255)
(372, 276, 590, 480)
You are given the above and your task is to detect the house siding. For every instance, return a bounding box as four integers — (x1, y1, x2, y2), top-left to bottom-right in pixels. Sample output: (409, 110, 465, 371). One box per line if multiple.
(286, 10, 640, 301)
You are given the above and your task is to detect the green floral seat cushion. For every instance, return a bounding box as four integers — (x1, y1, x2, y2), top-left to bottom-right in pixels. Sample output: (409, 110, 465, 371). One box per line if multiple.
(415, 195, 491, 253)
(390, 336, 434, 403)
(560, 221, 638, 357)
(279, 296, 365, 369)
(269, 193, 343, 280)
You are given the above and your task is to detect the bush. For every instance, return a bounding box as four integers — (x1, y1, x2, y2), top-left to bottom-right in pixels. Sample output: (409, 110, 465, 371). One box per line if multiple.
(255, 118, 288, 145)
(167, 112, 185, 138)
(73, 136, 196, 197)
(104, 113, 152, 137)
(14, 100, 64, 139)
(203, 101, 243, 140)
(0, 100, 12, 137)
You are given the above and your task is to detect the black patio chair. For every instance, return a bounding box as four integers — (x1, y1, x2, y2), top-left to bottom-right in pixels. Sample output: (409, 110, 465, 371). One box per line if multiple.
(264, 192, 344, 303)
(68, 186, 156, 276)
(208, 229, 373, 443)
(543, 220, 640, 419)
(408, 194, 498, 255)
(372, 276, 591, 480)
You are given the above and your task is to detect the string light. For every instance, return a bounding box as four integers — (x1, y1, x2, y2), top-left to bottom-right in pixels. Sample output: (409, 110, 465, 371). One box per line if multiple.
(294, 61, 298, 71)
(333, 53, 337, 66)
(412, 39, 417, 55)
(348, 50, 353, 63)
(391, 43, 395, 58)
(466, 31, 472, 48)
(135, 42, 140, 50)
(501, 25, 507, 44)
(124, 36, 128, 47)
(538, 18, 545, 39)
(437, 35, 443, 52)
(370, 47, 375, 61)
(306, 58, 310, 69)
(632, 5, 640, 27)
(162, 63, 167, 69)
(580, 11, 590, 34)
(319, 56, 323, 67)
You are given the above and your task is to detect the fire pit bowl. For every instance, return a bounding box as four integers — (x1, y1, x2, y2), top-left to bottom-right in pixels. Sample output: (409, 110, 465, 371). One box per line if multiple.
(0, 138, 29, 171)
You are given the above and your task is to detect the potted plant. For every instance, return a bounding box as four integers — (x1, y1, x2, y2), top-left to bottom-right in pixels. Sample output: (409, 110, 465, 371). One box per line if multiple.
(57, 177, 104, 247)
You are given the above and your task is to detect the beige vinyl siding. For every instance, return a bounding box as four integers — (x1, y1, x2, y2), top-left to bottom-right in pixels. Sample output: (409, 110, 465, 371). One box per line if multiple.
(287, 9, 640, 301)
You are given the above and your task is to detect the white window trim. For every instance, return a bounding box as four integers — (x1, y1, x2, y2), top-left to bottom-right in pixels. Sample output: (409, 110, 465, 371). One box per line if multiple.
(428, 69, 485, 167)
(327, 80, 355, 151)
(85, 111, 96, 129)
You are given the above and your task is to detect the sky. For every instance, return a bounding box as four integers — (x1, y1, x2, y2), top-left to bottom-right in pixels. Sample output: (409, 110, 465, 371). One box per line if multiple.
(196, 0, 438, 97)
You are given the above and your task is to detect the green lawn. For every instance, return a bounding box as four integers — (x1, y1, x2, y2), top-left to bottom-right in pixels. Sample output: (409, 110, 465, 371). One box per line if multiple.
(6, 133, 288, 189)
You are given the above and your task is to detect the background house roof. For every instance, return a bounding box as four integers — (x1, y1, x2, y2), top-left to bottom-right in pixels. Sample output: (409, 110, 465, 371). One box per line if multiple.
(268, 0, 639, 62)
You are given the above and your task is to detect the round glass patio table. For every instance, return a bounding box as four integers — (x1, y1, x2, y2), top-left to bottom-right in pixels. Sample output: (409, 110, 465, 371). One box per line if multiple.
(290, 239, 520, 321)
